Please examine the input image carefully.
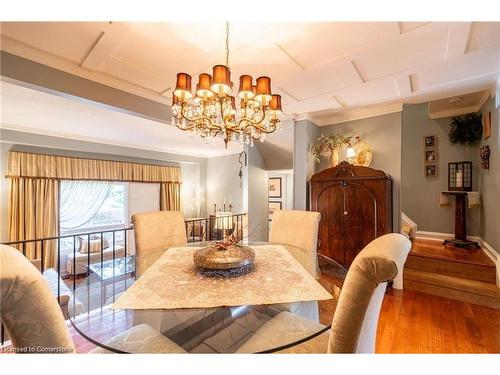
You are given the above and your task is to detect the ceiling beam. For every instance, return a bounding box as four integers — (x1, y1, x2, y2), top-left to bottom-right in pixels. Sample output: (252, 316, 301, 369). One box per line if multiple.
(445, 22, 472, 59)
(377, 23, 401, 39)
(395, 75, 413, 97)
(1, 51, 172, 124)
(350, 60, 366, 83)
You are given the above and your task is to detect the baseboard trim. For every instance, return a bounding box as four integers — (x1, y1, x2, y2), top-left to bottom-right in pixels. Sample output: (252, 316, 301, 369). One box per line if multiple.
(480, 239, 498, 262)
(401, 213, 418, 239)
(480, 240, 500, 286)
(415, 231, 500, 287)
(415, 231, 481, 243)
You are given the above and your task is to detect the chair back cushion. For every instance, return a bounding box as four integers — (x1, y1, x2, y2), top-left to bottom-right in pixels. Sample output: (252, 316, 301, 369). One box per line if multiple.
(328, 233, 411, 353)
(0, 245, 75, 353)
(269, 210, 321, 277)
(132, 211, 187, 277)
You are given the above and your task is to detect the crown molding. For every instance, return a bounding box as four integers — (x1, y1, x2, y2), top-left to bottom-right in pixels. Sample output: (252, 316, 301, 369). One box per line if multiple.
(292, 113, 308, 122)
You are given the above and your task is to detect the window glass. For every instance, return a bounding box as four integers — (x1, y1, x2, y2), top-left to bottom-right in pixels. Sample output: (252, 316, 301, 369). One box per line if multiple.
(59, 181, 127, 234)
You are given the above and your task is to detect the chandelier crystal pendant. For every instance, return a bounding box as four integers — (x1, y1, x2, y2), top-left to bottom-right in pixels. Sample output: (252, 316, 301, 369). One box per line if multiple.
(171, 22, 283, 148)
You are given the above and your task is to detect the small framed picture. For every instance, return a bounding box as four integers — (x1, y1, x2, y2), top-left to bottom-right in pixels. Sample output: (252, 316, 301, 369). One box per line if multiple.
(268, 201, 282, 221)
(424, 164, 438, 178)
(268, 177, 282, 198)
(424, 135, 437, 148)
(424, 149, 438, 163)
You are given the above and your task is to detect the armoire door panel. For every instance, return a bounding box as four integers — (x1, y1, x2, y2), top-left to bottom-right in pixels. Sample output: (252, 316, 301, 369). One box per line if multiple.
(315, 183, 343, 265)
(343, 183, 377, 266)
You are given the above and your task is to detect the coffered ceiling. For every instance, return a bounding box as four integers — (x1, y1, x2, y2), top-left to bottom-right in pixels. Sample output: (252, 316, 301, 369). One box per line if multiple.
(1, 21, 499, 125)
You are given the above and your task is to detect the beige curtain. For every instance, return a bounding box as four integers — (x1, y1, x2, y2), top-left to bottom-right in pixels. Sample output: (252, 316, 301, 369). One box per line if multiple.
(8, 178, 59, 270)
(160, 182, 181, 211)
(7, 151, 182, 183)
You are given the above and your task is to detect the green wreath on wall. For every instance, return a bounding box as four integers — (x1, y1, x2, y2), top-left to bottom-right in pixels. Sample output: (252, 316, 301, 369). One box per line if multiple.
(448, 112, 483, 145)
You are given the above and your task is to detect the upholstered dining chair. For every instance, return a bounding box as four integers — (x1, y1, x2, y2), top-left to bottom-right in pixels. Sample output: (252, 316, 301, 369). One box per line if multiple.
(268, 210, 322, 322)
(269, 210, 321, 278)
(237, 233, 411, 354)
(132, 210, 187, 278)
(0, 244, 185, 354)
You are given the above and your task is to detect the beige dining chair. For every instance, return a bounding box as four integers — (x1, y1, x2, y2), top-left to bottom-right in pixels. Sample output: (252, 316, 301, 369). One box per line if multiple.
(132, 210, 188, 278)
(269, 210, 321, 278)
(237, 233, 411, 353)
(0, 244, 185, 354)
(269, 210, 322, 322)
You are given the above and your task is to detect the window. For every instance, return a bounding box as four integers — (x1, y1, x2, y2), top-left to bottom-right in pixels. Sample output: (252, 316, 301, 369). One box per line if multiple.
(57, 181, 129, 276)
(59, 181, 128, 234)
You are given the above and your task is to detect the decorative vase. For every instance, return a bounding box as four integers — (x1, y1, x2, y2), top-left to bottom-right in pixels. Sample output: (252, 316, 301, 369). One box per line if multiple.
(329, 150, 340, 167)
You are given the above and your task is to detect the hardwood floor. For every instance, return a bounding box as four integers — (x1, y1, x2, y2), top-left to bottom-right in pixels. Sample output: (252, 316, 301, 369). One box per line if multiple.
(67, 272, 500, 353)
(410, 239, 495, 266)
(318, 271, 500, 353)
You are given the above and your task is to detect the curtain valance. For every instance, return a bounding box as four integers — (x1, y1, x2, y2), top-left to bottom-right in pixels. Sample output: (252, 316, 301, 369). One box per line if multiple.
(7, 151, 182, 183)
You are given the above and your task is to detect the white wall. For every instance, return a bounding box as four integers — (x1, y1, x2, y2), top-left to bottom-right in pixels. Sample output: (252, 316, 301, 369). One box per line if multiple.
(180, 162, 204, 218)
(206, 153, 245, 215)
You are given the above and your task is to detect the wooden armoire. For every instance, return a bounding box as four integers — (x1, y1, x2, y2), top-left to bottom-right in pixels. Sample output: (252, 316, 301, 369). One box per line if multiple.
(310, 161, 393, 269)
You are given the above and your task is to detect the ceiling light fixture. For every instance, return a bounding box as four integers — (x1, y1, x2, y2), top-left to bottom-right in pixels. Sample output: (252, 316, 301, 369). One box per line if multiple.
(171, 22, 283, 148)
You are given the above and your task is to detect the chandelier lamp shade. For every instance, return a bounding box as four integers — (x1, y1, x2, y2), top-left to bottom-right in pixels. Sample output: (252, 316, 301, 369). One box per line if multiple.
(171, 22, 283, 148)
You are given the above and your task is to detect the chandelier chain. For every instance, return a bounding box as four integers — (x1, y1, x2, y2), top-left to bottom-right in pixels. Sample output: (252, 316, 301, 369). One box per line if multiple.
(225, 21, 230, 67)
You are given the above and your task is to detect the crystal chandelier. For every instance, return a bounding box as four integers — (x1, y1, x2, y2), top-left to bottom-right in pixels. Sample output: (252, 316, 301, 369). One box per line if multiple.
(171, 22, 283, 148)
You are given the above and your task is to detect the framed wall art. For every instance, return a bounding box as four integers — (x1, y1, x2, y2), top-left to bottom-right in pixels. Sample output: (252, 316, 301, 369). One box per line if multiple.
(423, 135, 437, 148)
(424, 149, 438, 163)
(268, 177, 282, 198)
(424, 164, 438, 178)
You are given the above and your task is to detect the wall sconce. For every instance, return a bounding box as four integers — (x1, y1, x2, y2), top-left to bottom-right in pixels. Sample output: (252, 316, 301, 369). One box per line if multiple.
(238, 151, 247, 188)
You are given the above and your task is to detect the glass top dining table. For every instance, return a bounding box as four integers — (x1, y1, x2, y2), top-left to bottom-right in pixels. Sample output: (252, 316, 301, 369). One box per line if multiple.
(68, 242, 331, 353)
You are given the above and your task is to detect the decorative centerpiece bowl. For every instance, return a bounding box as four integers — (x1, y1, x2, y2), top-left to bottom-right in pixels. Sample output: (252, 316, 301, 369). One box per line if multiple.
(193, 234, 255, 277)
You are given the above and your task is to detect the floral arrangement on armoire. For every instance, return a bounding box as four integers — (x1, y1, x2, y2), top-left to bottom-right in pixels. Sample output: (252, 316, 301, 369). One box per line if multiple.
(311, 134, 372, 167)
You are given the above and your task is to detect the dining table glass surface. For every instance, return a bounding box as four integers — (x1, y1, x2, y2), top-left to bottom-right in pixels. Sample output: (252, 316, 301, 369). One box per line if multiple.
(68, 242, 331, 353)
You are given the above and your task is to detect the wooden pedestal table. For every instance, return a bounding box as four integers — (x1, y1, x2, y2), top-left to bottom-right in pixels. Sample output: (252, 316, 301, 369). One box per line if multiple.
(441, 191, 480, 249)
